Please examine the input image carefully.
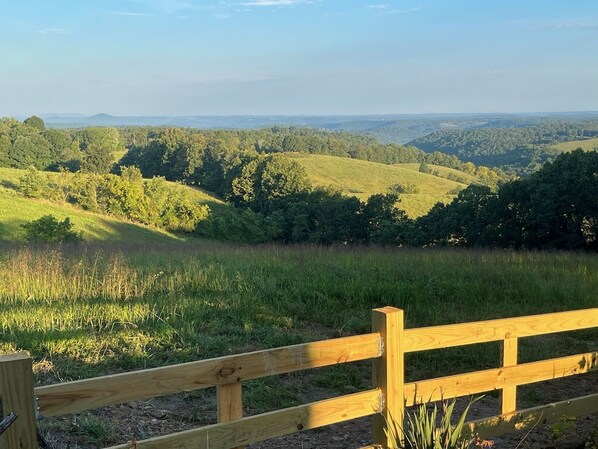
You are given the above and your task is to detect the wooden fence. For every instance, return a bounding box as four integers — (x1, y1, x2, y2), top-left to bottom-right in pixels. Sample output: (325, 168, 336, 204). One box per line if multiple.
(0, 307, 597, 449)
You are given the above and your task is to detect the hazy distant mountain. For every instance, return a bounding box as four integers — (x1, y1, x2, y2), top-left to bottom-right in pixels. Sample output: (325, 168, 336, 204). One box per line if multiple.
(40, 112, 598, 144)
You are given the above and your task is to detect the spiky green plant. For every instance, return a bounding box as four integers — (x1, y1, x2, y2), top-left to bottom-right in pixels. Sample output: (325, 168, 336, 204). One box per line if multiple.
(386, 397, 481, 449)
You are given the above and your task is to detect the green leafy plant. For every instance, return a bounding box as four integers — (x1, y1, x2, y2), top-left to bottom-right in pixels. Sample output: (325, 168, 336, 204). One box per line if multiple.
(548, 415, 575, 440)
(21, 214, 83, 243)
(385, 397, 486, 449)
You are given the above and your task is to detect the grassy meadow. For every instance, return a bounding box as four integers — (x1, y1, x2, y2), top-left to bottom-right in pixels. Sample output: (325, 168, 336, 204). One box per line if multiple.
(550, 137, 598, 153)
(0, 188, 179, 243)
(281, 153, 467, 217)
(1, 243, 596, 391)
(0, 166, 233, 243)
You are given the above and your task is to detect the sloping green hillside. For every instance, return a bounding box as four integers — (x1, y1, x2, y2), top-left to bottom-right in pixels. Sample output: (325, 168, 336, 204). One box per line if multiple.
(0, 188, 178, 243)
(281, 153, 468, 217)
(398, 163, 479, 183)
(550, 137, 598, 153)
(0, 167, 229, 243)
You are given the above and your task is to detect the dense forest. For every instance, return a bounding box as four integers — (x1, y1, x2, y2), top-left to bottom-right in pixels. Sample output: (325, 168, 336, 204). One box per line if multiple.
(0, 116, 501, 176)
(409, 121, 598, 174)
(409, 150, 597, 250)
(2, 116, 597, 250)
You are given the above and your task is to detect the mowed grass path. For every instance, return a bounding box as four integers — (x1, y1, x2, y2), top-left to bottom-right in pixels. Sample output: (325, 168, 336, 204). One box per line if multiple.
(281, 153, 468, 217)
(0, 244, 596, 387)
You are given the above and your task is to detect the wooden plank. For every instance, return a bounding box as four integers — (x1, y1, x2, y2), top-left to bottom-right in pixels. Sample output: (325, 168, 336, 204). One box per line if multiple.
(104, 389, 383, 449)
(217, 382, 243, 449)
(468, 393, 598, 439)
(500, 337, 518, 414)
(36, 333, 381, 417)
(403, 308, 598, 352)
(361, 394, 598, 447)
(404, 351, 597, 406)
(372, 307, 404, 448)
(0, 352, 39, 449)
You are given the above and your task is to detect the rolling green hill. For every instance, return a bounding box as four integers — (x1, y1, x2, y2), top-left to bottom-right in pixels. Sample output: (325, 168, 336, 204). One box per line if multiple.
(0, 167, 230, 243)
(550, 137, 598, 153)
(280, 153, 469, 217)
(0, 188, 179, 243)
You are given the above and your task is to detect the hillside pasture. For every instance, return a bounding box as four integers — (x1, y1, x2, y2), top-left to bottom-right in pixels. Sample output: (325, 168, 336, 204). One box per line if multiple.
(550, 137, 598, 153)
(281, 153, 468, 217)
(0, 167, 187, 243)
(0, 189, 179, 243)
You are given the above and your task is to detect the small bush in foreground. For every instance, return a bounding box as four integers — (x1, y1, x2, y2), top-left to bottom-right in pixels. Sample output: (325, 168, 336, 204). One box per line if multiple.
(21, 215, 83, 243)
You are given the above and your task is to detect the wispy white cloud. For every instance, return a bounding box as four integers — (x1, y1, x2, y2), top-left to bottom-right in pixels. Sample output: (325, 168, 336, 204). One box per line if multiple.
(240, 0, 313, 6)
(111, 11, 153, 17)
(367, 4, 388, 9)
(37, 28, 67, 35)
(375, 6, 421, 16)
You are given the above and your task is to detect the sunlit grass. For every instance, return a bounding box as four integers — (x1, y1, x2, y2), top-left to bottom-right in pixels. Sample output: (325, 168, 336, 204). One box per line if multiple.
(550, 137, 598, 153)
(0, 243, 596, 386)
(281, 153, 467, 217)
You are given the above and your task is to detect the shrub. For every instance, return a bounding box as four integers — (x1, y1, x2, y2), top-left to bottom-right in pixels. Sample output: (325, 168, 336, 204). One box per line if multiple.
(18, 166, 63, 201)
(21, 215, 83, 243)
(390, 183, 420, 194)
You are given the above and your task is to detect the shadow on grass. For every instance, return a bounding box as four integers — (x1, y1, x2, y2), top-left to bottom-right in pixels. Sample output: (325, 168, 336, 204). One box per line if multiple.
(0, 180, 18, 190)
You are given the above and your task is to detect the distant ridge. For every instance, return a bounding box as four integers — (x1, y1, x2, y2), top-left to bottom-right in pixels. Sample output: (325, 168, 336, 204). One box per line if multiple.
(34, 111, 598, 144)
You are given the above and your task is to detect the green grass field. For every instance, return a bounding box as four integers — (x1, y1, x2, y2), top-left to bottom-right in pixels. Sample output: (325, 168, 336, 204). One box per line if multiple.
(1, 244, 595, 383)
(0, 167, 232, 243)
(281, 153, 468, 217)
(1, 243, 596, 445)
(550, 137, 598, 153)
(0, 189, 179, 243)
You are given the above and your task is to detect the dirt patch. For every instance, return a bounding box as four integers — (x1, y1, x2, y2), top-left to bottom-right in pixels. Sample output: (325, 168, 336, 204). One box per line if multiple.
(39, 374, 596, 449)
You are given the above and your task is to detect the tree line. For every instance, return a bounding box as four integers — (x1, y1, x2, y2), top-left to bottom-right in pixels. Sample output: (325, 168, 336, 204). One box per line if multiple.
(409, 121, 598, 175)
(408, 150, 597, 250)
(1, 116, 504, 182)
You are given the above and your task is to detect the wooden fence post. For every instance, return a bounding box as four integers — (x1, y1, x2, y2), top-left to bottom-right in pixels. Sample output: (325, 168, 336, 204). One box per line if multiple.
(372, 307, 404, 449)
(0, 352, 39, 449)
(500, 337, 518, 414)
(217, 381, 243, 449)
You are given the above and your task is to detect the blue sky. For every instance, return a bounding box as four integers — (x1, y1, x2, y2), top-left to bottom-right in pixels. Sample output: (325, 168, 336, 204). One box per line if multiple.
(1, 0, 597, 116)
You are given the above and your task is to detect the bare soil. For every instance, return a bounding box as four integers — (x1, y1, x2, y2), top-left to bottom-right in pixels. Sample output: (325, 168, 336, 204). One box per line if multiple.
(38, 374, 597, 449)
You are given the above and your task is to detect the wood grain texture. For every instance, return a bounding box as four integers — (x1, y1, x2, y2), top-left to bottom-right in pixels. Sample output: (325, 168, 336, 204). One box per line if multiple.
(104, 389, 383, 449)
(36, 333, 381, 417)
(372, 307, 404, 448)
(404, 351, 597, 406)
(500, 337, 518, 414)
(0, 352, 39, 449)
(468, 393, 598, 439)
(403, 308, 598, 352)
(217, 382, 243, 449)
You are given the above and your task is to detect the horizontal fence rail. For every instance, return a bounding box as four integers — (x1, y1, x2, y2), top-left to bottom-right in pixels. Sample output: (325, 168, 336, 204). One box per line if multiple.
(0, 307, 596, 449)
(35, 333, 382, 417)
(105, 389, 383, 449)
(404, 351, 598, 406)
(403, 308, 598, 352)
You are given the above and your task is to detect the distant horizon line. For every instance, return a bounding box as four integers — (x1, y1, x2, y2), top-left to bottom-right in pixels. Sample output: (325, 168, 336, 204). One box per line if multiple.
(7, 110, 598, 119)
